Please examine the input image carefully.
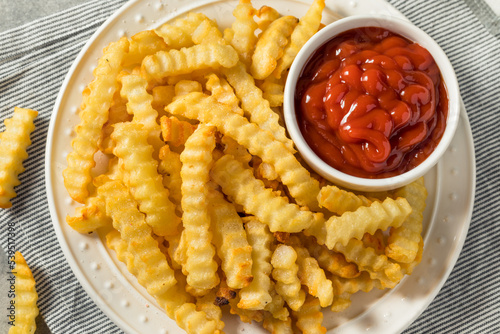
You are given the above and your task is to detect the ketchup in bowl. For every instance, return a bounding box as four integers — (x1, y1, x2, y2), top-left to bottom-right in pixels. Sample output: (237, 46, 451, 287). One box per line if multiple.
(295, 27, 448, 179)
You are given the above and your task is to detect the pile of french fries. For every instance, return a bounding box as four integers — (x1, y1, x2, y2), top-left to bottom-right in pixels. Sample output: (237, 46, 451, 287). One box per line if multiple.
(63, 0, 427, 333)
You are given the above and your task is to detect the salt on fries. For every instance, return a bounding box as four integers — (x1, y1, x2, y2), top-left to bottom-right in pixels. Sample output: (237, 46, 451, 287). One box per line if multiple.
(0, 107, 37, 209)
(63, 1, 427, 333)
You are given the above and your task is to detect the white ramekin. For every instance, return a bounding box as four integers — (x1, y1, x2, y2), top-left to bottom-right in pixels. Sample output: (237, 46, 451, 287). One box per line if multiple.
(284, 15, 460, 192)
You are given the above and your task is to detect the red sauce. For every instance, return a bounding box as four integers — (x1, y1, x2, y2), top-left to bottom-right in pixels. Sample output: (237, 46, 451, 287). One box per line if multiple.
(295, 27, 448, 178)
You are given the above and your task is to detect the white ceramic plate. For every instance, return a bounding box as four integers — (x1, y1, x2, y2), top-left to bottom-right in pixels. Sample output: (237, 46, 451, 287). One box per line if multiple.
(45, 0, 476, 333)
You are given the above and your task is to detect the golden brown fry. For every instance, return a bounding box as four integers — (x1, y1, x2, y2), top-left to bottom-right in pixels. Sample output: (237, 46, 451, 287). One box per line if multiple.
(263, 313, 293, 334)
(0, 107, 37, 208)
(178, 124, 220, 294)
(306, 197, 412, 249)
(222, 62, 295, 153)
(334, 238, 402, 288)
(274, 0, 326, 78)
(224, 0, 258, 65)
(154, 12, 208, 49)
(141, 43, 239, 82)
(318, 184, 372, 215)
(292, 294, 326, 334)
(8, 252, 39, 334)
(291, 237, 333, 308)
(66, 195, 111, 234)
(192, 18, 223, 45)
(151, 85, 175, 117)
(211, 154, 323, 233)
(160, 115, 197, 147)
(238, 217, 274, 310)
(63, 37, 129, 203)
(256, 6, 281, 32)
(112, 122, 180, 237)
(122, 30, 168, 67)
(207, 187, 253, 289)
(250, 15, 298, 80)
(205, 73, 243, 115)
(166, 92, 320, 210)
(386, 178, 427, 263)
(271, 244, 306, 311)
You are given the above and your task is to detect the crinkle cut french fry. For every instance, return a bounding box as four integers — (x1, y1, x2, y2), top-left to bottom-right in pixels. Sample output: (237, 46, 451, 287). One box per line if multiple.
(317, 184, 372, 215)
(292, 294, 326, 334)
(119, 71, 164, 156)
(207, 187, 253, 289)
(63, 37, 129, 203)
(160, 115, 197, 147)
(211, 154, 323, 233)
(158, 145, 183, 208)
(66, 195, 111, 234)
(263, 313, 293, 334)
(195, 291, 225, 332)
(271, 244, 306, 311)
(141, 43, 239, 82)
(106, 229, 220, 334)
(0, 107, 37, 208)
(9, 252, 39, 334)
(97, 177, 177, 296)
(222, 62, 296, 153)
(305, 197, 411, 249)
(302, 236, 360, 279)
(192, 18, 223, 45)
(221, 135, 252, 168)
(258, 74, 285, 107)
(290, 237, 333, 308)
(112, 122, 180, 237)
(154, 12, 208, 49)
(205, 73, 243, 115)
(256, 6, 281, 32)
(274, 0, 327, 78)
(179, 124, 220, 293)
(99, 88, 131, 154)
(122, 30, 169, 67)
(333, 238, 402, 288)
(166, 92, 321, 211)
(223, 0, 258, 65)
(264, 287, 289, 321)
(386, 178, 427, 263)
(250, 15, 298, 80)
(238, 217, 274, 310)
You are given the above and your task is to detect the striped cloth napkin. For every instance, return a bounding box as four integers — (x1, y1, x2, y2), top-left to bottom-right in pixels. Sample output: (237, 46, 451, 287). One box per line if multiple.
(0, 0, 498, 333)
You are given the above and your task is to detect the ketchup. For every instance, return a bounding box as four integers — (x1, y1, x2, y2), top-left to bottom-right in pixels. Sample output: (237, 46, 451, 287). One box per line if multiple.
(295, 27, 448, 178)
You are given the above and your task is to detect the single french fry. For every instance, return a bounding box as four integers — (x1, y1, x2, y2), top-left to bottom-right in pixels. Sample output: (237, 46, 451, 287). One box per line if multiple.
(223, 0, 258, 65)
(334, 238, 402, 288)
(166, 92, 321, 210)
(222, 62, 295, 153)
(112, 122, 180, 237)
(386, 178, 427, 263)
(119, 71, 164, 156)
(160, 115, 197, 147)
(0, 107, 37, 208)
(141, 43, 239, 82)
(8, 252, 39, 334)
(250, 15, 298, 80)
(207, 187, 253, 289)
(122, 30, 169, 67)
(271, 244, 306, 311)
(292, 294, 326, 334)
(306, 197, 411, 249)
(318, 184, 372, 215)
(179, 124, 220, 294)
(63, 37, 129, 203)
(205, 73, 243, 115)
(290, 237, 333, 307)
(66, 195, 111, 233)
(274, 0, 327, 78)
(158, 144, 183, 208)
(154, 12, 208, 49)
(211, 154, 323, 233)
(237, 217, 274, 310)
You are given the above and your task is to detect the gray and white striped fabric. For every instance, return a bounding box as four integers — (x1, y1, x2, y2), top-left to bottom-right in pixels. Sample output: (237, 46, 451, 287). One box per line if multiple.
(0, 0, 498, 333)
